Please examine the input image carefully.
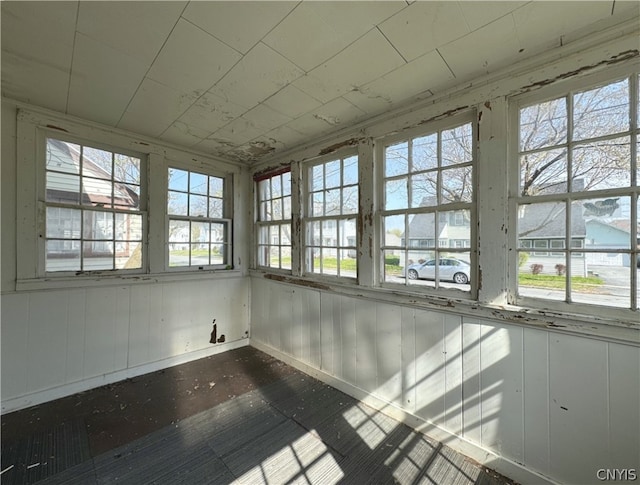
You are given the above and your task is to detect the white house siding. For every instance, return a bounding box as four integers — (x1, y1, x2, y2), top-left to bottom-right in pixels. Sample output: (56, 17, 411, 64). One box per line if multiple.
(250, 277, 640, 485)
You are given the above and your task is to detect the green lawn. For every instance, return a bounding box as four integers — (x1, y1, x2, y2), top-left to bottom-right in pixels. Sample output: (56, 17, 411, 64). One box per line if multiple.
(519, 273, 604, 291)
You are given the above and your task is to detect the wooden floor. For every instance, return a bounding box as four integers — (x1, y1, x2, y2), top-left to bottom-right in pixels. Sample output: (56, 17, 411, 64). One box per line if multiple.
(1, 347, 514, 484)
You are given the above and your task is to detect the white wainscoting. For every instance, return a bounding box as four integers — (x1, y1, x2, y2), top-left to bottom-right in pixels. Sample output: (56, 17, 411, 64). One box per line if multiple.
(1, 277, 250, 413)
(250, 276, 640, 485)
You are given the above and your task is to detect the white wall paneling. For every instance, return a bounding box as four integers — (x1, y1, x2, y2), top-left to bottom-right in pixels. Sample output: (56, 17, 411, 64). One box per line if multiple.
(250, 276, 640, 485)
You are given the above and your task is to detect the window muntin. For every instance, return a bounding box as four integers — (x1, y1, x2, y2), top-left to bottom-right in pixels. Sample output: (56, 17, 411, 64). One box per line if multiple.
(381, 120, 475, 293)
(304, 154, 358, 278)
(516, 73, 639, 311)
(256, 170, 292, 270)
(167, 167, 230, 269)
(44, 138, 144, 272)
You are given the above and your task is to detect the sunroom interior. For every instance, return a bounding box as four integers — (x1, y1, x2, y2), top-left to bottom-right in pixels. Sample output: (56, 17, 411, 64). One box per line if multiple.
(1, 1, 639, 484)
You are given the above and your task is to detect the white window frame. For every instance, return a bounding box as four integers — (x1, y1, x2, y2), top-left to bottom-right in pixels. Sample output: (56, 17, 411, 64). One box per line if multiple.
(165, 163, 233, 272)
(302, 149, 359, 281)
(377, 112, 477, 297)
(510, 65, 639, 318)
(255, 168, 292, 272)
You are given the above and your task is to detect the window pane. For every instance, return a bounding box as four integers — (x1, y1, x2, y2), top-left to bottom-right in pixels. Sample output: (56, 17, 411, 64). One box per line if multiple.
(283, 196, 291, 219)
(115, 241, 142, 269)
(82, 176, 113, 208)
(325, 160, 340, 188)
(580, 196, 630, 249)
(383, 249, 403, 282)
(312, 165, 324, 191)
(413, 134, 438, 171)
(520, 148, 567, 196)
(572, 137, 631, 191)
(46, 172, 80, 204)
(282, 171, 291, 196)
(440, 211, 471, 247)
(310, 191, 323, 217)
(342, 186, 358, 214)
(518, 201, 567, 247)
(189, 172, 208, 195)
(441, 166, 472, 203)
(191, 243, 210, 266)
(114, 154, 140, 184)
(46, 207, 81, 238)
(573, 79, 629, 141)
(343, 156, 358, 185)
(271, 175, 282, 197)
(189, 194, 208, 217)
(169, 220, 189, 243)
(411, 172, 437, 208)
(385, 142, 409, 177)
(209, 176, 224, 197)
(46, 240, 80, 272)
(114, 183, 140, 210)
(169, 243, 187, 267)
(442, 123, 472, 166)
(168, 168, 188, 191)
(46, 138, 80, 174)
(407, 212, 435, 250)
(210, 222, 226, 243)
(385, 178, 408, 210)
(83, 211, 113, 240)
(83, 241, 114, 270)
(281, 246, 292, 270)
(168, 191, 188, 216)
(573, 258, 628, 309)
(520, 97, 567, 152)
(338, 248, 357, 278)
(272, 198, 283, 220)
(308, 221, 321, 246)
(82, 147, 112, 179)
(325, 188, 340, 216)
(209, 197, 223, 219)
(115, 213, 142, 241)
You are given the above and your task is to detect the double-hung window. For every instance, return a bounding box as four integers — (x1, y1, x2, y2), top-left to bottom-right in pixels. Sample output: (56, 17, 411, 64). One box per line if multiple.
(514, 69, 639, 313)
(44, 137, 144, 273)
(380, 116, 475, 293)
(256, 170, 292, 270)
(304, 153, 359, 279)
(167, 167, 231, 269)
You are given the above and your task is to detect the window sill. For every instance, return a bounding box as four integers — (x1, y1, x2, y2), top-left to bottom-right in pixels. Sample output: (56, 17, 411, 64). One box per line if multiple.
(15, 269, 244, 292)
(249, 269, 640, 346)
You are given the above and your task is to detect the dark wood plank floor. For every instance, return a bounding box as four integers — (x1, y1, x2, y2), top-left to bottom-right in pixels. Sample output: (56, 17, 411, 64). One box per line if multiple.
(1, 346, 515, 484)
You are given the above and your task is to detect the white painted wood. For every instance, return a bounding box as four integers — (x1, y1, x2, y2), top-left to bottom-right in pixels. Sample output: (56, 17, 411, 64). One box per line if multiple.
(414, 310, 447, 428)
(319, 292, 336, 376)
(66, 289, 87, 384)
(375, 303, 402, 406)
(339, 295, 357, 385)
(548, 334, 609, 484)
(607, 342, 640, 470)
(461, 320, 482, 444)
(355, 297, 378, 394)
(279, 285, 294, 357)
(522, 327, 551, 476)
(443, 314, 464, 436)
(400, 306, 415, 413)
(0, 293, 29, 398)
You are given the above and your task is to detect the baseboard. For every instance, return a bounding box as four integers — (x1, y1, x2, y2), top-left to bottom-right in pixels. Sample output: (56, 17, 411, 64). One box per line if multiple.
(1, 338, 249, 415)
(250, 339, 558, 485)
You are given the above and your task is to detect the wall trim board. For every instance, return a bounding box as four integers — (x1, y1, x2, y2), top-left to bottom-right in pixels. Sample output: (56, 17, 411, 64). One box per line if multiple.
(250, 339, 558, 485)
(1, 338, 249, 415)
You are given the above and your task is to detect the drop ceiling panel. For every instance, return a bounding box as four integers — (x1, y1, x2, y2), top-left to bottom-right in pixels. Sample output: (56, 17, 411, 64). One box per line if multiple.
(378, 2, 471, 62)
(344, 50, 455, 114)
(438, 14, 521, 81)
(210, 42, 305, 110)
(290, 97, 365, 136)
(293, 29, 406, 104)
(0, 52, 70, 113)
(458, 1, 527, 32)
(178, 91, 246, 133)
(161, 121, 212, 148)
(212, 117, 266, 146)
(263, 85, 323, 119)
(513, 1, 616, 52)
(242, 104, 292, 133)
(182, 1, 297, 54)
(118, 78, 199, 137)
(68, 33, 148, 126)
(146, 18, 242, 95)
(76, 1, 186, 67)
(0, 1, 77, 66)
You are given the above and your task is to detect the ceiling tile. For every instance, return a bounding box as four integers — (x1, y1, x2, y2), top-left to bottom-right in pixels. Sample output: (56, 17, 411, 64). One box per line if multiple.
(242, 104, 292, 132)
(68, 33, 148, 127)
(379, 2, 471, 62)
(118, 78, 199, 137)
(0, 52, 70, 112)
(290, 97, 366, 136)
(293, 29, 406, 103)
(212, 117, 265, 146)
(182, 1, 297, 54)
(262, 1, 406, 72)
(437, 14, 520, 81)
(513, 2, 615, 53)
(161, 121, 212, 148)
(76, 1, 185, 67)
(263, 84, 322, 119)
(1, 1, 76, 66)
(259, 125, 308, 150)
(178, 91, 246, 133)
(147, 18, 242, 96)
(458, 1, 527, 32)
(344, 50, 454, 114)
(210, 42, 305, 110)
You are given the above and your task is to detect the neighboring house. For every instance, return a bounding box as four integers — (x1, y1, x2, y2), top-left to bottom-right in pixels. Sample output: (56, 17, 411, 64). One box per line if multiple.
(585, 219, 638, 267)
